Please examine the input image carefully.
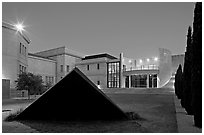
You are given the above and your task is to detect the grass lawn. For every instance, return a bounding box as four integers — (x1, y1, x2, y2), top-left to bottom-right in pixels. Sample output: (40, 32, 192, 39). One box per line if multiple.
(2, 92, 178, 133)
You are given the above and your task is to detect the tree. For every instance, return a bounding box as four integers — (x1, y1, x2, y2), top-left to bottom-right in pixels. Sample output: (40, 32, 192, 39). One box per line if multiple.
(174, 69, 179, 98)
(182, 26, 194, 115)
(43, 82, 53, 94)
(175, 65, 183, 100)
(191, 2, 202, 128)
(16, 72, 44, 99)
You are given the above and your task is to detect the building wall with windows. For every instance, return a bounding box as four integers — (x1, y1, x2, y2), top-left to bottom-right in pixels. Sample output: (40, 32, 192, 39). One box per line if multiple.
(76, 57, 108, 89)
(28, 53, 56, 85)
(2, 21, 185, 98)
(2, 22, 30, 90)
(76, 54, 118, 88)
(34, 46, 84, 82)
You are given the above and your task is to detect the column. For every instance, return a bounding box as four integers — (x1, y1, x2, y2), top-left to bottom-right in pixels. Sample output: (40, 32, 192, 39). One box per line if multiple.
(119, 53, 123, 88)
(146, 74, 149, 88)
(129, 75, 131, 88)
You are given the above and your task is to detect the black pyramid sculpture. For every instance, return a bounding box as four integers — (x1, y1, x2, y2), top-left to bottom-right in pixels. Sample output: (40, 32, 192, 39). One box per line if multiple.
(16, 68, 127, 121)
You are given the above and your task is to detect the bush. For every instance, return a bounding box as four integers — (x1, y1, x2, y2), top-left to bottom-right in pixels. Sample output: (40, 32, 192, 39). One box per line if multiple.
(125, 112, 146, 121)
(4, 108, 24, 122)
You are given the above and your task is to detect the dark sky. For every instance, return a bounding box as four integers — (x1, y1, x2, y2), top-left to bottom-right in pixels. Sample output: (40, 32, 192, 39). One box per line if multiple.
(2, 2, 195, 59)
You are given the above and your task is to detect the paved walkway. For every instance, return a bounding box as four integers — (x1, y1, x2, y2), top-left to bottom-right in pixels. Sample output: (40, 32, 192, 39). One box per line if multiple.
(174, 95, 202, 133)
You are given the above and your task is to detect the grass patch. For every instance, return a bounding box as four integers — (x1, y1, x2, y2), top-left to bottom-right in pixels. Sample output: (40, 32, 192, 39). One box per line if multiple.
(4, 108, 24, 122)
(125, 112, 146, 121)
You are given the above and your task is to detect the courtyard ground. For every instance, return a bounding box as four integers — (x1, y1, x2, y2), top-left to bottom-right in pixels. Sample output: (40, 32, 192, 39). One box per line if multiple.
(2, 84, 202, 133)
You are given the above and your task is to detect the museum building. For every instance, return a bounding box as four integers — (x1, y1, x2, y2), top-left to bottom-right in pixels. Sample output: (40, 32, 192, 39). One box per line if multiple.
(2, 21, 184, 98)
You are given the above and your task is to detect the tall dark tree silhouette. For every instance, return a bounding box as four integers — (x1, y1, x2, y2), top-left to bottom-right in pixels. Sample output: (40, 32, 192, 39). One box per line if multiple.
(191, 2, 202, 128)
(182, 26, 193, 115)
(174, 68, 179, 98)
(175, 65, 183, 100)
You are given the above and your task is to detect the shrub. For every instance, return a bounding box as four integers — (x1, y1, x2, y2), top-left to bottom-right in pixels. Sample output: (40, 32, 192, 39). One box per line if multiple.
(4, 108, 24, 122)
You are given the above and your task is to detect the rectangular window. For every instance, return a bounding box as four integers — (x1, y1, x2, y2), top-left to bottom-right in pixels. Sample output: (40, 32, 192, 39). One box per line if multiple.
(67, 65, 69, 72)
(97, 63, 100, 70)
(20, 43, 21, 54)
(25, 47, 26, 56)
(107, 62, 120, 88)
(22, 45, 24, 55)
(60, 65, 63, 72)
(45, 76, 48, 83)
(87, 65, 89, 71)
(19, 65, 21, 74)
(51, 77, 54, 84)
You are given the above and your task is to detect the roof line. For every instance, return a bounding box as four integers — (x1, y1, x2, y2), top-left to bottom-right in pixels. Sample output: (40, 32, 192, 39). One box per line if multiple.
(34, 46, 66, 54)
(28, 53, 56, 61)
(2, 21, 31, 44)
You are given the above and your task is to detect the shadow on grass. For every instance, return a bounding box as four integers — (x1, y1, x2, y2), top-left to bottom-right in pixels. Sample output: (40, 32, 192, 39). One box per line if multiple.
(4, 110, 148, 133)
(17, 118, 148, 133)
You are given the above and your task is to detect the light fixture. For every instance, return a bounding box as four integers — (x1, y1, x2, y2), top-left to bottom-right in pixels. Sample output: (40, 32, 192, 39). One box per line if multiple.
(14, 22, 25, 33)
(154, 57, 158, 61)
(129, 60, 132, 63)
(147, 58, 150, 62)
(139, 59, 143, 63)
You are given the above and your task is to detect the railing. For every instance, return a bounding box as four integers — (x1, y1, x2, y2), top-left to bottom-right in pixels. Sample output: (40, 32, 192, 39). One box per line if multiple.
(124, 65, 159, 71)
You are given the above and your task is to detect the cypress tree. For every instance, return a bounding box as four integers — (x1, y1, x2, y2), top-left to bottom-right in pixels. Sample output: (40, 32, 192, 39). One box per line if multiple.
(191, 2, 202, 128)
(182, 26, 194, 115)
(174, 67, 179, 98)
(175, 65, 183, 100)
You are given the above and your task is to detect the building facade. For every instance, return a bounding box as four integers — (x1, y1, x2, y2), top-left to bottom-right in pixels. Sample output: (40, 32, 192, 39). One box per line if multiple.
(33, 46, 84, 82)
(75, 54, 118, 89)
(77, 48, 174, 89)
(2, 21, 185, 98)
(28, 53, 56, 85)
(2, 22, 31, 97)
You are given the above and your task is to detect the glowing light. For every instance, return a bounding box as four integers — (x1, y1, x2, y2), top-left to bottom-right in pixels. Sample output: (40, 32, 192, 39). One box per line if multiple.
(147, 58, 150, 62)
(154, 57, 158, 61)
(139, 59, 143, 63)
(129, 60, 132, 63)
(97, 85, 101, 89)
(14, 22, 25, 33)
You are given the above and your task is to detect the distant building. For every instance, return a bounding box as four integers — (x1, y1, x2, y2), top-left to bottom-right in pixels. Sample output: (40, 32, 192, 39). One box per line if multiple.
(75, 53, 118, 89)
(171, 54, 185, 75)
(28, 53, 56, 85)
(76, 48, 173, 89)
(33, 46, 84, 82)
(2, 21, 184, 98)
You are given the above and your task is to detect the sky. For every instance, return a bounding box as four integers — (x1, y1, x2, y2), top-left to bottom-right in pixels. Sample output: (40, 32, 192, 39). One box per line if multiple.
(2, 2, 195, 59)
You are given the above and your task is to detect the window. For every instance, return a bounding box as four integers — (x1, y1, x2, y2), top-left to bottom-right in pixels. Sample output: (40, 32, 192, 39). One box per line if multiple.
(45, 76, 48, 83)
(19, 65, 21, 74)
(67, 65, 69, 72)
(51, 77, 54, 84)
(107, 62, 120, 88)
(22, 45, 24, 55)
(87, 65, 89, 71)
(60, 65, 63, 72)
(97, 81, 100, 85)
(123, 65, 126, 71)
(25, 47, 26, 56)
(20, 43, 21, 54)
(97, 64, 100, 70)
